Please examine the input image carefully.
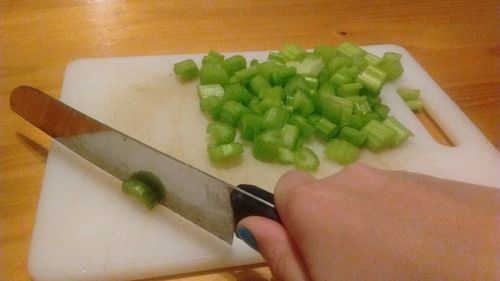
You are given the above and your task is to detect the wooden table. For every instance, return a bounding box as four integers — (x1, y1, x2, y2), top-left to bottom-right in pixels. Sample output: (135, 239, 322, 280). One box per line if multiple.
(1, 1, 498, 280)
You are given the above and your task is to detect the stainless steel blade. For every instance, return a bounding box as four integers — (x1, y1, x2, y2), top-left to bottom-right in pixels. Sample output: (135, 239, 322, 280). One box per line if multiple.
(11, 86, 235, 243)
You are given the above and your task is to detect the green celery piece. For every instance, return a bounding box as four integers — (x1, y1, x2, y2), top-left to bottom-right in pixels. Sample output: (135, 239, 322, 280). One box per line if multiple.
(207, 143, 244, 162)
(281, 124, 300, 151)
(378, 52, 404, 81)
(338, 126, 367, 147)
(122, 178, 162, 209)
(248, 97, 262, 115)
(314, 117, 339, 141)
(316, 68, 331, 86)
(224, 84, 253, 105)
(259, 86, 284, 100)
(277, 147, 295, 164)
(364, 53, 382, 66)
(267, 52, 286, 65)
(330, 72, 352, 88)
(239, 113, 264, 141)
(328, 56, 353, 73)
(284, 75, 309, 97)
(219, 100, 249, 127)
(199, 96, 224, 119)
(233, 65, 260, 85)
(279, 44, 306, 61)
(293, 146, 319, 171)
(250, 75, 271, 95)
(352, 97, 373, 115)
(321, 95, 353, 126)
(263, 106, 290, 129)
(406, 99, 425, 111)
(337, 82, 363, 97)
(256, 97, 283, 115)
(288, 55, 325, 77)
(202, 51, 225, 65)
(288, 114, 315, 140)
(313, 45, 339, 63)
(304, 76, 319, 91)
(197, 84, 225, 99)
(288, 89, 315, 117)
(207, 122, 236, 145)
(252, 129, 282, 162)
(325, 139, 360, 165)
(397, 87, 420, 101)
(346, 113, 373, 129)
(199, 63, 229, 85)
(270, 66, 297, 86)
(337, 42, 367, 58)
(383, 116, 413, 145)
(362, 119, 398, 152)
(258, 61, 279, 83)
(174, 59, 199, 81)
(374, 104, 390, 120)
(356, 65, 387, 94)
(222, 55, 247, 76)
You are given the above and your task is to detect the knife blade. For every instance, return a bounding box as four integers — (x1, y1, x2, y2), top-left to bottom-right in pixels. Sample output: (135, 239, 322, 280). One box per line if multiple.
(10, 86, 280, 244)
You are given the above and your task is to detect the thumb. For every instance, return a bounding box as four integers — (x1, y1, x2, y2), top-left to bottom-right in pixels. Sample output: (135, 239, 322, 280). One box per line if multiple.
(237, 216, 310, 281)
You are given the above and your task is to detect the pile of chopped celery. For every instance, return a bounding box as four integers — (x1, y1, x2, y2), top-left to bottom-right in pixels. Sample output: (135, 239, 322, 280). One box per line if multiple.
(173, 42, 413, 170)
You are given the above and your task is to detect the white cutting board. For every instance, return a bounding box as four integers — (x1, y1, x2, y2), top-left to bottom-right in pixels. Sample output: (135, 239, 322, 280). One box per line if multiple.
(29, 45, 500, 281)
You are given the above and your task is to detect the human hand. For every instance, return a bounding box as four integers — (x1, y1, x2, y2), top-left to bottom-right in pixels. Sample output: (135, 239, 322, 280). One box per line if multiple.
(236, 163, 499, 281)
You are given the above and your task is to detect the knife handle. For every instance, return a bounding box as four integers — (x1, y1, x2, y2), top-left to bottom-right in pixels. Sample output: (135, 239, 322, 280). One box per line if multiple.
(230, 184, 281, 225)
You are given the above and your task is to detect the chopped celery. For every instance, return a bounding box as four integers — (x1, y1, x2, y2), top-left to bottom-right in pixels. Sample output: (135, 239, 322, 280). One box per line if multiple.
(208, 143, 244, 162)
(281, 124, 300, 150)
(293, 146, 319, 171)
(239, 113, 264, 141)
(173, 42, 416, 169)
(122, 171, 164, 209)
(252, 129, 282, 162)
(325, 139, 360, 165)
(174, 59, 199, 81)
(362, 120, 398, 152)
(199, 63, 229, 85)
(207, 122, 236, 145)
(219, 100, 249, 127)
(383, 116, 413, 145)
(197, 84, 224, 99)
(338, 127, 367, 147)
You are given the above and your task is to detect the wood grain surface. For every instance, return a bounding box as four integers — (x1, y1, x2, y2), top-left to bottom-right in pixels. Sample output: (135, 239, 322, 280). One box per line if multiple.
(1, 1, 498, 280)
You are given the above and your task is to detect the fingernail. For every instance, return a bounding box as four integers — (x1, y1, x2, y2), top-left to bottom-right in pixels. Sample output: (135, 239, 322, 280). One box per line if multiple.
(236, 226, 258, 250)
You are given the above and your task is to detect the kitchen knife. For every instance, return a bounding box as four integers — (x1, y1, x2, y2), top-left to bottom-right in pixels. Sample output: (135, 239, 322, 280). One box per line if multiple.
(10, 86, 280, 244)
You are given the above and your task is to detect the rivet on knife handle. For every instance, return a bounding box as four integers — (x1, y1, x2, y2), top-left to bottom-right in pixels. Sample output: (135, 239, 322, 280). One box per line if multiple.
(230, 184, 281, 225)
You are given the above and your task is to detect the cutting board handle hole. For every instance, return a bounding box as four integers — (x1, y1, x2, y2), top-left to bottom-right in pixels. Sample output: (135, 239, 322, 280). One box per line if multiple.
(415, 109, 455, 147)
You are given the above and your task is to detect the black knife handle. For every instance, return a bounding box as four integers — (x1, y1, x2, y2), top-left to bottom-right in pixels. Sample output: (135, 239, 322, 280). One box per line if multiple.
(230, 184, 281, 225)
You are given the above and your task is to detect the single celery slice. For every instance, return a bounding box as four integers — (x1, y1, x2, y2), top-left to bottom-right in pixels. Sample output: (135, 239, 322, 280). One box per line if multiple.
(259, 86, 284, 100)
(383, 116, 413, 145)
(250, 75, 271, 95)
(373, 104, 390, 120)
(208, 143, 244, 162)
(378, 52, 404, 81)
(263, 106, 290, 129)
(337, 82, 363, 97)
(279, 44, 306, 61)
(313, 45, 339, 63)
(224, 83, 253, 105)
(197, 84, 224, 99)
(337, 42, 367, 58)
(364, 53, 382, 66)
(314, 117, 338, 141)
(202, 51, 225, 65)
(293, 146, 319, 171)
(267, 52, 285, 64)
(199, 95, 224, 119)
(207, 122, 236, 145)
(219, 100, 249, 127)
(338, 126, 367, 147)
(288, 55, 325, 77)
(277, 147, 295, 164)
(252, 129, 282, 162)
(288, 89, 315, 117)
(325, 139, 360, 165)
(174, 59, 199, 81)
(289, 114, 315, 140)
(362, 120, 398, 152)
(199, 63, 229, 85)
(239, 113, 264, 141)
(233, 65, 259, 85)
(397, 87, 421, 101)
(356, 65, 387, 94)
(321, 96, 353, 126)
(222, 55, 247, 76)
(406, 99, 425, 111)
(281, 124, 300, 151)
(122, 171, 164, 209)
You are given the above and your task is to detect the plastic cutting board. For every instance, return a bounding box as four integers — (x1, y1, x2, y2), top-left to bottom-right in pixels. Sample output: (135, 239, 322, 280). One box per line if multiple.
(28, 45, 500, 281)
